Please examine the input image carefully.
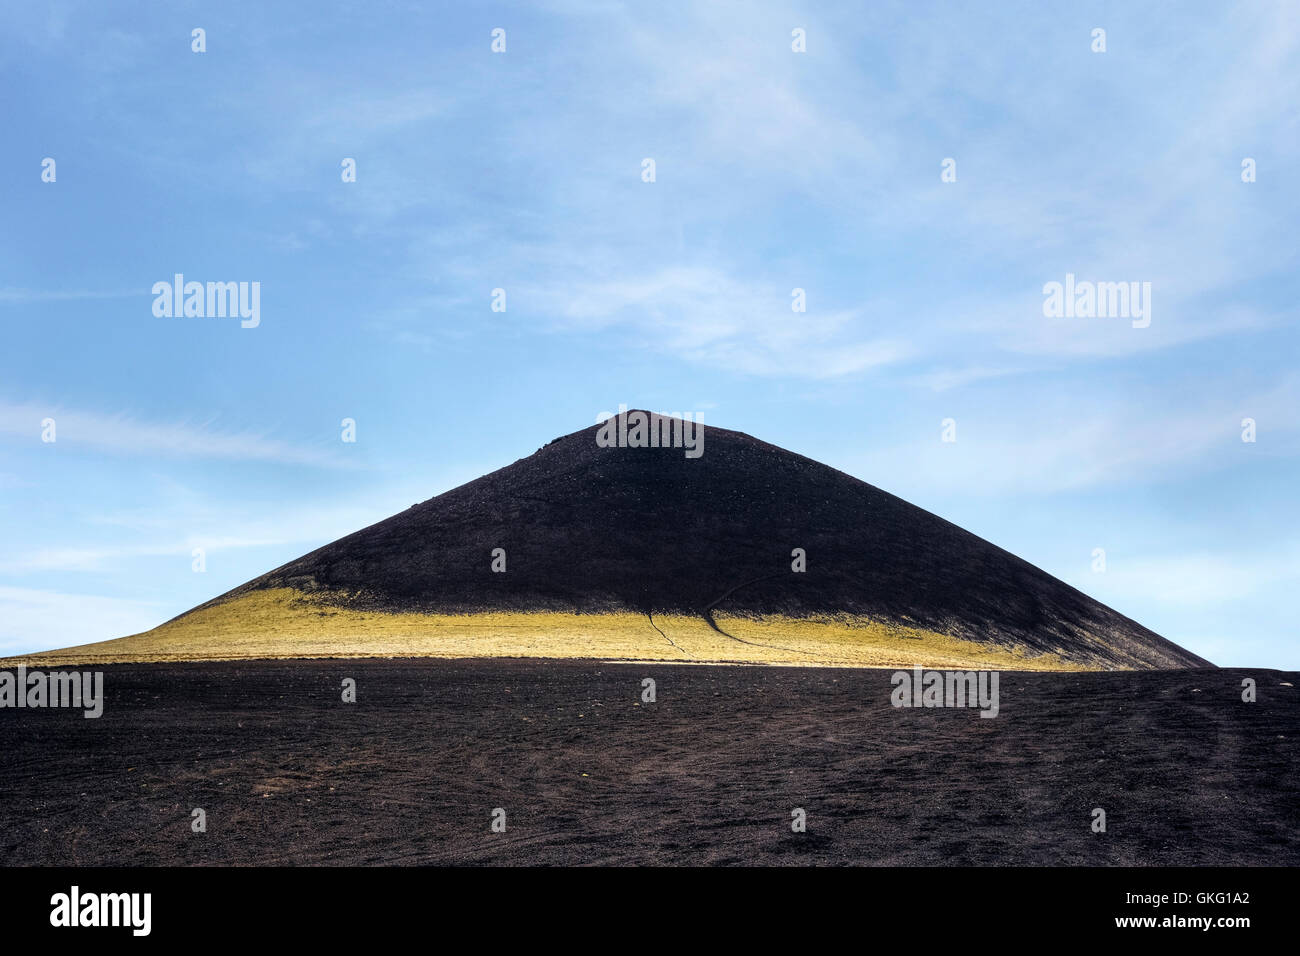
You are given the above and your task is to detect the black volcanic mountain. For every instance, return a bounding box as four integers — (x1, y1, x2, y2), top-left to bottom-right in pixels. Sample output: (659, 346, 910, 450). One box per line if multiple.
(182, 413, 1207, 670)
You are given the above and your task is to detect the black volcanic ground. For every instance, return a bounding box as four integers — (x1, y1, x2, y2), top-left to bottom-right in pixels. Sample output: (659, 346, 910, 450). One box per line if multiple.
(197, 415, 1207, 670)
(1, 660, 1293, 866)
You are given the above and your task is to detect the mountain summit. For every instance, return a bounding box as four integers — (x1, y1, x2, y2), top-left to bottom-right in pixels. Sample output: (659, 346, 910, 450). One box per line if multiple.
(15, 413, 1211, 670)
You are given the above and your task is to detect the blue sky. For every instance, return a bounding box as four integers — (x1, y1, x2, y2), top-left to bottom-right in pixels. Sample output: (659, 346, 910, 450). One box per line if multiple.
(2, 1, 1297, 667)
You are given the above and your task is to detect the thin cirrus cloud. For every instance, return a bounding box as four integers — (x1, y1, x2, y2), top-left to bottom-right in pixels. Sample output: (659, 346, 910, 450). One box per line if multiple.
(0, 402, 357, 469)
(1091, 548, 1300, 607)
(0, 539, 285, 575)
(857, 377, 1299, 497)
(0, 288, 140, 302)
(944, 294, 1284, 362)
(530, 266, 910, 379)
(0, 483, 452, 578)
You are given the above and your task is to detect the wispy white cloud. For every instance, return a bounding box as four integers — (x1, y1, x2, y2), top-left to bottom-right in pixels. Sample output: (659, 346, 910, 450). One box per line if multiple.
(949, 296, 1286, 362)
(856, 375, 1300, 495)
(0, 479, 438, 576)
(908, 365, 1029, 392)
(0, 402, 357, 468)
(531, 265, 909, 378)
(1092, 547, 1300, 606)
(0, 288, 139, 302)
(0, 537, 286, 574)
